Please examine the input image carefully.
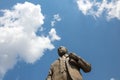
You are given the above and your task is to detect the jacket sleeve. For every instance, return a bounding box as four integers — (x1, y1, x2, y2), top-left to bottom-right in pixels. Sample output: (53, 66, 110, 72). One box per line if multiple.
(69, 53, 91, 73)
(46, 66, 53, 80)
(77, 57, 91, 72)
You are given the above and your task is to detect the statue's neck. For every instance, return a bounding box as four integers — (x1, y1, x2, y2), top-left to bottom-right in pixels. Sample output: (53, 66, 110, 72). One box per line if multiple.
(61, 54, 69, 58)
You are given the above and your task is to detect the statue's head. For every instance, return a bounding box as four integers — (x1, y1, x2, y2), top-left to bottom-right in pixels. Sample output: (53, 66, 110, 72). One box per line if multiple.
(58, 46, 68, 57)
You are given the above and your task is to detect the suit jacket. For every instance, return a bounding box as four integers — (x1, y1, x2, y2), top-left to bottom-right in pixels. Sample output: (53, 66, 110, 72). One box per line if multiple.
(46, 53, 91, 80)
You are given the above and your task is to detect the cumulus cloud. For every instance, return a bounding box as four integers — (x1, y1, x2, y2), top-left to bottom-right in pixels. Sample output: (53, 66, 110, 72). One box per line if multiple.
(77, 0, 120, 20)
(51, 14, 61, 27)
(49, 28, 61, 41)
(0, 2, 60, 80)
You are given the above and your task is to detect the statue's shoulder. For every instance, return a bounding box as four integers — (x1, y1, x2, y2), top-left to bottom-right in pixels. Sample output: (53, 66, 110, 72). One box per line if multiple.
(51, 59, 59, 66)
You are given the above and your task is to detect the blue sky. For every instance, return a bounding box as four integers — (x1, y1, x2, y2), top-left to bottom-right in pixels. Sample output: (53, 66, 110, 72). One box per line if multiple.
(0, 0, 120, 80)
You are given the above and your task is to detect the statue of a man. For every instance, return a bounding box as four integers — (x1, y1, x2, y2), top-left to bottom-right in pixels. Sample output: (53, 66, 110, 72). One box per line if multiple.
(46, 46, 91, 80)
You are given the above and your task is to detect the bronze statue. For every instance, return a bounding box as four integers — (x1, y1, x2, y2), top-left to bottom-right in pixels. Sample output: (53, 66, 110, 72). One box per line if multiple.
(46, 46, 91, 80)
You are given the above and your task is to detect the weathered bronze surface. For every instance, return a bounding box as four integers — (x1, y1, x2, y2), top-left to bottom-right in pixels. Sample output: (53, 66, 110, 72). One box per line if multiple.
(46, 46, 91, 80)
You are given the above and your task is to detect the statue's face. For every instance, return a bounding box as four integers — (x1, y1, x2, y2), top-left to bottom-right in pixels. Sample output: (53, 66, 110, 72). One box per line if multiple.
(58, 46, 67, 57)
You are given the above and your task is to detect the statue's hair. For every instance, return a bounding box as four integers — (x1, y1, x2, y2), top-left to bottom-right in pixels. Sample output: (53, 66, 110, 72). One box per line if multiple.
(58, 46, 68, 53)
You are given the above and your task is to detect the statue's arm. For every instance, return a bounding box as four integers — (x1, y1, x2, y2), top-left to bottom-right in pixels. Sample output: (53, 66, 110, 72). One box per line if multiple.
(77, 57, 91, 72)
(69, 53, 91, 73)
(46, 66, 52, 80)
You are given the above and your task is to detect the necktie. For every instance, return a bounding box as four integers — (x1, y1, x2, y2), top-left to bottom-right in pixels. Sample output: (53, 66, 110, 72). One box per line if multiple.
(60, 56, 66, 73)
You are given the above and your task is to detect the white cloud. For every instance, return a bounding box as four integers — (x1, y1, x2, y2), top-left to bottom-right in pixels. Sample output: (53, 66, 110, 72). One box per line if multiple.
(51, 14, 61, 27)
(51, 21, 56, 27)
(77, 0, 93, 15)
(77, 0, 120, 20)
(110, 77, 115, 80)
(49, 28, 61, 41)
(53, 14, 61, 21)
(0, 1, 60, 80)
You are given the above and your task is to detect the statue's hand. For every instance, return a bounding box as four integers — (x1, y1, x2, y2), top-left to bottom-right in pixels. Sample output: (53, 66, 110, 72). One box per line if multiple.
(69, 53, 80, 67)
(69, 58, 78, 66)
